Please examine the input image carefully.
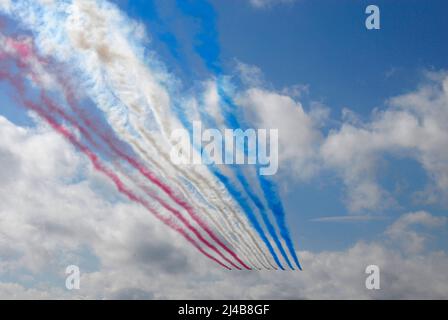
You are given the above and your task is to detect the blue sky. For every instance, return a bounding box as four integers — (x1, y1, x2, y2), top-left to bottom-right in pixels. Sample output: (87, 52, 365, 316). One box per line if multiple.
(1, 0, 447, 252)
(116, 0, 448, 111)
(1, 0, 448, 298)
(107, 0, 448, 253)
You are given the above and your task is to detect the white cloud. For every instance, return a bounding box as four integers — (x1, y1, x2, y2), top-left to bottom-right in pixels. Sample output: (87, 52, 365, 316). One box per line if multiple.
(321, 72, 448, 212)
(0, 116, 447, 299)
(74, 241, 448, 299)
(234, 63, 448, 213)
(385, 211, 447, 254)
(234, 60, 265, 88)
(238, 87, 323, 180)
(0, 115, 197, 288)
(0, 283, 63, 300)
(1, 0, 448, 300)
(228, 66, 448, 213)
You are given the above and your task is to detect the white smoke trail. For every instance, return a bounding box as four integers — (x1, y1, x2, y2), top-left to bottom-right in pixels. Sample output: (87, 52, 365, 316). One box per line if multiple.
(0, 34, 234, 269)
(0, 0, 275, 269)
(63, 0, 274, 268)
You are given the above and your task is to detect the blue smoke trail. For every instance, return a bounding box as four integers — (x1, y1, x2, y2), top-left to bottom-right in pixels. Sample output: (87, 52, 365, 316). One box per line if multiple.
(218, 81, 302, 270)
(124, 0, 296, 270)
(213, 169, 284, 269)
(176, 0, 300, 270)
(171, 99, 285, 270)
(235, 171, 293, 270)
(259, 176, 302, 270)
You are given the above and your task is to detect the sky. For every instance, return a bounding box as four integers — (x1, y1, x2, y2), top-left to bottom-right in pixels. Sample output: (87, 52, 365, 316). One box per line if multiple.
(0, 0, 447, 299)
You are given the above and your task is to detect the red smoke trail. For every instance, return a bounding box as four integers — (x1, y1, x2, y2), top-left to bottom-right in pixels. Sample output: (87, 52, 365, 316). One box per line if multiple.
(50, 60, 251, 270)
(93, 126, 250, 269)
(31, 100, 231, 270)
(116, 147, 252, 270)
(0, 45, 231, 271)
(26, 92, 231, 270)
(40, 91, 242, 270)
(69, 99, 251, 270)
(40, 93, 103, 151)
(35, 73, 244, 270)
(2, 32, 249, 270)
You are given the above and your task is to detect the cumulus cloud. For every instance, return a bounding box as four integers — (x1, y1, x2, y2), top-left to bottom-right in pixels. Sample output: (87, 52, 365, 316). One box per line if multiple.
(321, 72, 448, 212)
(234, 62, 448, 213)
(238, 87, 323, 180)
(66, 239, 448, 299)
(1, 0, 448, 300)
(0, 115, 198, 296)
(385, 211, 447, 254)
(0, 115, 447, 299)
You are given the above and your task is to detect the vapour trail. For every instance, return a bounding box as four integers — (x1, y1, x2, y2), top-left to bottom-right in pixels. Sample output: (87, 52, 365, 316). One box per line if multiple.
(43, 65, 250, 271)
(74, 0, 274, 270)
(213, 169, 285, 269)
(134, 128, 274, 269)
(0, 68, 231, 270)
(130, 0, 278, 267)
(171, 103, 280, 269)
(173, 0, 296, 269)
(28, 27, 251, 270)
(0, 34, 240, 270)
(63, 0, 267, 269)
(44, 88, 245, 270)
(0, 0, 287, 270)
(170, 81, 286, 269)
(217, 83, 302, 269)
(215, 85, 296, 270)
(68, 0, 274, 269)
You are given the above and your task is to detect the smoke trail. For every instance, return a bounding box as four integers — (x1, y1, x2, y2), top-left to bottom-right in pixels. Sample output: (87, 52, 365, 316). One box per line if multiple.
(67, 1, 268, 269)
(128, 1, 274, 267)
(34, 23, 251, 270)
(173, 82, 287, 269)
(173, 1, 298, 269)
(33, 104, 231, 271)
(45, 89, 244, 270)
(93, 1, 272, 268)
(0, 0, 282, 270)
(0, 33, 238, 271)
(213, 169, 284, 269)
(136, 127, 274, 269)
(171, 104, 281, 269)
(47, 69, 251, 271)
(217, 82, 302, 270)
(0, 68, 231, 270)
(236, 171, 294, 270)
(64, 1, 256, 270)
(259, 176, 302, 269)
